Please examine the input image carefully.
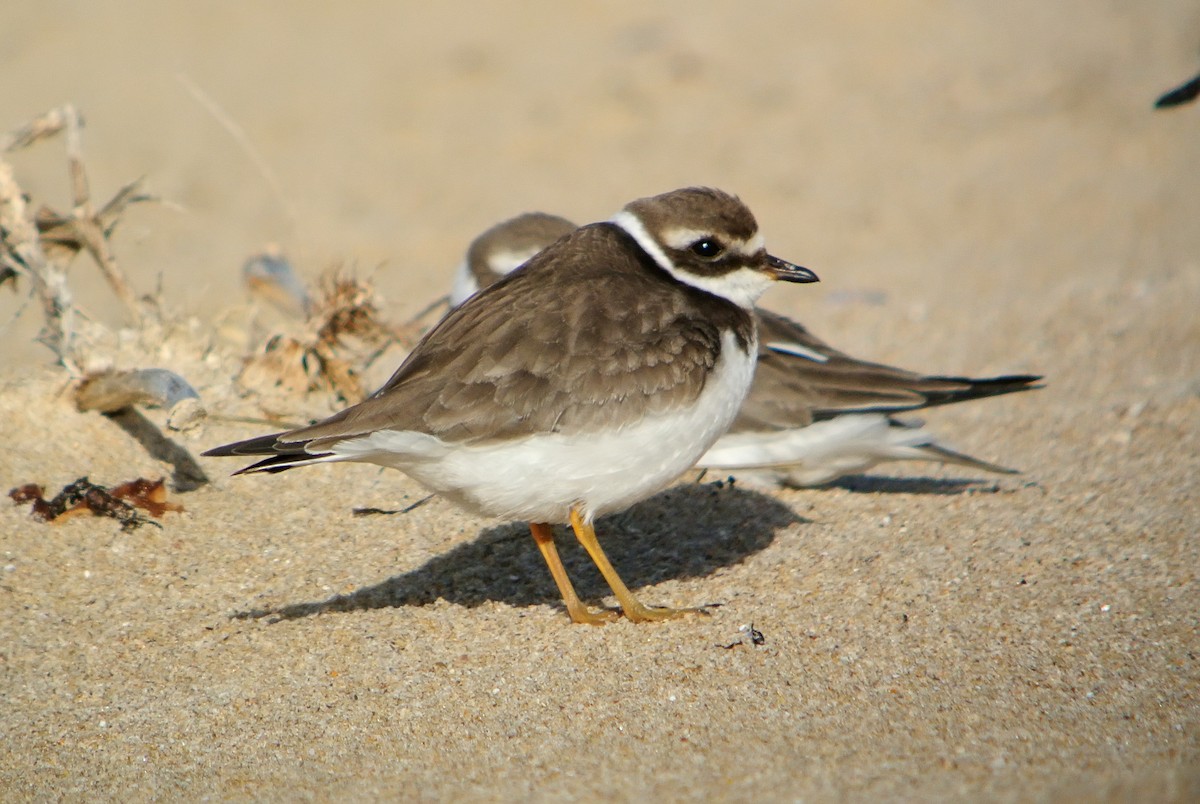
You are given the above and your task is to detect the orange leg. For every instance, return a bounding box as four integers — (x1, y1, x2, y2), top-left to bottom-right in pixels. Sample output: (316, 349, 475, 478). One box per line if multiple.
(528, 522, 616, 625)
(568, 507, 708, 623)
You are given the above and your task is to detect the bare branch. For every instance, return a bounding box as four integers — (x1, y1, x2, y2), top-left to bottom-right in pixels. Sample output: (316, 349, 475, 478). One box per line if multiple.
(7, 105, 148, 320)
(0, 158, 78, 372)
(1, 105, 75, 152)
(63, 104, 90, 208)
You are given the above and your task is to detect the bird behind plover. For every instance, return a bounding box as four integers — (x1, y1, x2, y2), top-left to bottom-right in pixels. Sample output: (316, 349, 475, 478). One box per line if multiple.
(449, 212, 1040, 488)
(205, 187, 818, 624)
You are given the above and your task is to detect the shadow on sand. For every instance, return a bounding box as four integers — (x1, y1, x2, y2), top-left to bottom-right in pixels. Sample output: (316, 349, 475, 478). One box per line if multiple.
(233, 481, 805, 622)
(827, 474, 1004, 495)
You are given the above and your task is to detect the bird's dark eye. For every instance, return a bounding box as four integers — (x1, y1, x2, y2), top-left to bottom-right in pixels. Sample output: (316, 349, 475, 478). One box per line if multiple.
(689, 239, 723, 258)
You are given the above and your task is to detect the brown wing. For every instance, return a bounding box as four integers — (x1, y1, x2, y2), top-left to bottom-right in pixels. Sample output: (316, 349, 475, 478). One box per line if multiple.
(732, 308, 1041, 432)
(288, 224, 741, 449)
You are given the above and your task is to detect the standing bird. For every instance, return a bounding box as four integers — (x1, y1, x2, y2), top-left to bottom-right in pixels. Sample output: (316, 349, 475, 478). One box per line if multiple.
(451, 213, 1040, 488)
(205, 187, 818, 624)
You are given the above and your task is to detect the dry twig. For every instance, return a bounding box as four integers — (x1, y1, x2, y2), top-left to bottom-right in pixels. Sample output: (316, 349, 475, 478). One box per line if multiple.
(18, 106, 152, 318)
(2, 104, 161, 368)
(176, 72, 297, 227)
(0, 157, 78, 371)
(1, 105, 74, 152)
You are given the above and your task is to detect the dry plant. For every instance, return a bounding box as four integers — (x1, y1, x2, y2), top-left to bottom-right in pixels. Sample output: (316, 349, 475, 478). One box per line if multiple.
(177, 73, 446, 412)
(238, 264, 410, 406)
(2, 105, 209, 489)
(1, 104, 154, 372)
(3, 101, 440, 437)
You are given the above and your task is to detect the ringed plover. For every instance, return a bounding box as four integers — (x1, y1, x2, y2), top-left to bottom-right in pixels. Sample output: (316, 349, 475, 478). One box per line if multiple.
(449, 212, 1040, 488)
(206, 187, 818, 624)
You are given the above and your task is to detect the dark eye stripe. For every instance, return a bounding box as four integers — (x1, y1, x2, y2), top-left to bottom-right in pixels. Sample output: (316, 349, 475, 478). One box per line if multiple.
(668, 248, 754, 276)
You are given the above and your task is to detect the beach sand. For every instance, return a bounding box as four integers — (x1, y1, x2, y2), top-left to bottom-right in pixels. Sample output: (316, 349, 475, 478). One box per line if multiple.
(1, 2, 1198, 800)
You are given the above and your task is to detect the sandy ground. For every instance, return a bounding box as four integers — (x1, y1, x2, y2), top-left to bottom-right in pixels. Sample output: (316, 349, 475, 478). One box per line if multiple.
(2, 1, 1199, 800)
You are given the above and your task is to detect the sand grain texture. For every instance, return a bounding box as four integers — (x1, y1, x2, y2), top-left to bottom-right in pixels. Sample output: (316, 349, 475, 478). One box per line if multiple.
(1, 2, 1198, 801)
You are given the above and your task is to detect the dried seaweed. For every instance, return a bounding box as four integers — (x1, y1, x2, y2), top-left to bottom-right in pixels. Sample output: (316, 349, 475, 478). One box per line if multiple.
(9, 476, 183, 531)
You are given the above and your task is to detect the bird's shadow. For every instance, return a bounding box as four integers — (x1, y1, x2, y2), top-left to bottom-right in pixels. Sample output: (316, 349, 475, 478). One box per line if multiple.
(234, 481, 804, 622)
(827, 474, 1005, 495)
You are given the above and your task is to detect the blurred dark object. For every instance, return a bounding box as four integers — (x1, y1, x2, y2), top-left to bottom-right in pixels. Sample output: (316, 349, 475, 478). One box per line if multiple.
(1155, 71, 1200, 109)
(243, 247, 312, 318)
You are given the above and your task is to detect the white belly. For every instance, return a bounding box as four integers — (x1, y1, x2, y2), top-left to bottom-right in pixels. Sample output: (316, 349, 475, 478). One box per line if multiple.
(331, 330, 756, 523)
(699, 412, 1013, 488)
(699, 413, 903, 485)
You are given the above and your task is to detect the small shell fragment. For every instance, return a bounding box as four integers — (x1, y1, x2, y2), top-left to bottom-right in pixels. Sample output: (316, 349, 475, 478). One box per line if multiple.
(243, 248, 312, 318)
(75, 368, 206, 430)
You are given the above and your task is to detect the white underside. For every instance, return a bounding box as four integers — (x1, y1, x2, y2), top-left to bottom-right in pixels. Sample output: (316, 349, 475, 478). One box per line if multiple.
(447, 260, 481, 308)
(321, 329, 757, 523)
(698, 413, 983, 487)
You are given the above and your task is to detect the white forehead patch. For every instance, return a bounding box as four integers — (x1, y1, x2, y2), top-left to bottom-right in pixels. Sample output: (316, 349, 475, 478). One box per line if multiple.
(610, 209, 774, 309)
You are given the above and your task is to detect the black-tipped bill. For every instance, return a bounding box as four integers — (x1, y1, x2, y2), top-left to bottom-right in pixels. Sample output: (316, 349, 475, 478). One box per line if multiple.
(765, 255, 819, 283)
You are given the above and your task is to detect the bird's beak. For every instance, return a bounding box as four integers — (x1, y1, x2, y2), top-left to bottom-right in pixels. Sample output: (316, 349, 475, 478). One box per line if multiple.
(764, 255, 818, 283)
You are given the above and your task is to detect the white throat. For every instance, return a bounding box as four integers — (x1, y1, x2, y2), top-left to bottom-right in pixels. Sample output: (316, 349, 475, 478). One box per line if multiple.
(609, 209, 774, 310)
